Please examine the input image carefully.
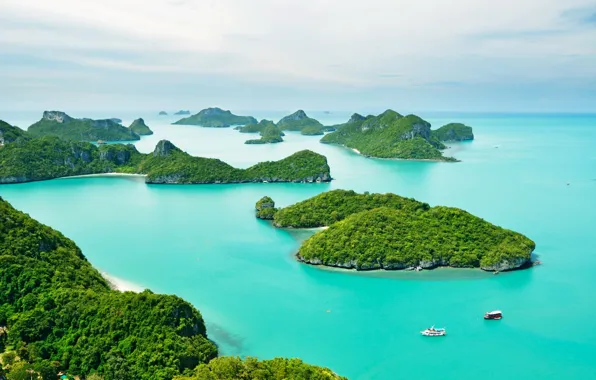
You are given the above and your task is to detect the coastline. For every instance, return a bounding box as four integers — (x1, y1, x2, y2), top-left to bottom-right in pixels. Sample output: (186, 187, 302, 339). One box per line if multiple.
(101, 272, 144, 292)
(61, 173, 147, 179)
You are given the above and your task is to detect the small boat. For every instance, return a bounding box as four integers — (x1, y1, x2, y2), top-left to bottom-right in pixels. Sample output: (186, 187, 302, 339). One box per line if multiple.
(484, 310, 502, 320)
(420, 326, 446, 336)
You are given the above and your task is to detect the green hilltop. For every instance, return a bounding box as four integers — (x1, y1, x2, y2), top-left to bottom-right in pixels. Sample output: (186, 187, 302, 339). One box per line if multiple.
(245, 124, 285, 144)
(128, 118, 154, 135)
(0, 136, 331, 185)
(0, 197, 344, 379)
(0, 120, 29, 145)
(320, 110, 475, 161)
(173, 107, 257, 127)
(261, 190, 535, 272)
(28, 111, 140, 142)
(278, 110, 325, 135)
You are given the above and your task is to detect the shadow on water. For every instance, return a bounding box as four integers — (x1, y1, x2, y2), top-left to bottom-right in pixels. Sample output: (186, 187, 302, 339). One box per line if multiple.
(205, 322, 246, 356)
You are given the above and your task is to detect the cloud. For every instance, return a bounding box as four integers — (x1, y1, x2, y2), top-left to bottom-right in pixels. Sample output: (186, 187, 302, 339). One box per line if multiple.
(0, 0, 595, 112)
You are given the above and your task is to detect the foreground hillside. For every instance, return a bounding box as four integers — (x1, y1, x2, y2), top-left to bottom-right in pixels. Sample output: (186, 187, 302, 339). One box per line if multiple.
(0, 198, 344, 379)
(259, 190, 535, 271)
(320, 110, 474, 161)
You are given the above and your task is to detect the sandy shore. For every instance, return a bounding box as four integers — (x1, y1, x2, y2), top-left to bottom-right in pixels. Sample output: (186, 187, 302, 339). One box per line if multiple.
(62, 173, 147, 179)
(101, 272, 144, 293)
(351, 148, 361, 154)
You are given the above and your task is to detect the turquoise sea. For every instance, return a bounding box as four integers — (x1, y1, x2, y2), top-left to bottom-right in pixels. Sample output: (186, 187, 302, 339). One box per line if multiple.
(1, 111, 596, 379)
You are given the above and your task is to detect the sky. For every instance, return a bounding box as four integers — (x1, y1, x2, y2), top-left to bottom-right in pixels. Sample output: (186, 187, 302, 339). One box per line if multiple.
(1, 0, 595, 113)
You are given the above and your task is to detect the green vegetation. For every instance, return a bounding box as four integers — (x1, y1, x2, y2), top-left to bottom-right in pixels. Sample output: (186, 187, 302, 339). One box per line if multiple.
(297, 206, 535, 271)
(255, 196, 277, 219)
(174, 357, 346, 380)
(237, 119, 276, 133)
(0, 137, 142, 183)
(28, 111, 140, 142)
(432, 123, 474, 141)
(0, 198, 343, 379)
(267, 190, 534, 271)
(129, 118, 153, 135)
(0, 138, 331, 185)
(142, 142, 331, 184)
(300, 125, 325, 136)
(245, 125, 285, 144)
(277, 110, 324, 133)
(0, 197, 217, 379)
(273, 189, 428, 228)
(173, 108, 257, 127)
(0, 120, 29, 145)
(320, 110, 472, 161)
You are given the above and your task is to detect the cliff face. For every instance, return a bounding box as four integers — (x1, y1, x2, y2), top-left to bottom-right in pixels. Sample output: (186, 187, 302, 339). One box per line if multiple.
(42, 110, 74, 123)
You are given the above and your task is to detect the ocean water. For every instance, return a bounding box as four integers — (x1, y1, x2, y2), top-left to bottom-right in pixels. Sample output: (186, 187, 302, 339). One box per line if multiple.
(1, 111, 596, 379)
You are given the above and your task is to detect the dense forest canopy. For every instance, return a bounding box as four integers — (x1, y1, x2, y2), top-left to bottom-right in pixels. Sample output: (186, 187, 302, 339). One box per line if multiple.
(320, 110, 474, 161)
(0, 137, 331, 185)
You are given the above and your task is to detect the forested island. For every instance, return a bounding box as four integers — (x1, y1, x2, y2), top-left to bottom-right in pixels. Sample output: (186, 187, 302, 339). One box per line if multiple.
(320, 110, 475, 161)
(174, 110, 191, 115)
(278, 110, 325, 135)
(257, 190, 535, 271)
(0, 132, 331, 184)
(128, 118, 154, 136)
(0, 197, 345, 379)
(245, 124, 285, 144)
(173, 107, 257, 127)
(158, 111, 168, 116)
(28, 111, 141, 142)
(236, 119, 276, 133)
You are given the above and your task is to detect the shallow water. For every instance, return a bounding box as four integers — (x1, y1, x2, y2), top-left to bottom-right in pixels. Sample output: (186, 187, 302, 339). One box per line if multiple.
(1, 111, 595, 379)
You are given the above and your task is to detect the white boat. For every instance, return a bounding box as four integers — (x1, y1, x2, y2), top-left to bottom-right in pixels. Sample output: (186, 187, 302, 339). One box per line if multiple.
(420, 326, 446, 336)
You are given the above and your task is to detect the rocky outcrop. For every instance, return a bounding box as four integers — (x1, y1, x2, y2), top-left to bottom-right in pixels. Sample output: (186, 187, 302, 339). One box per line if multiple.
(348, 113, 366, 123)
(255, 196, 277, 219)
(297, 255, 530, 272)
(99, 145, 138, 165)
(400, 120, 431, 141)
(279, 110, 308, 122)
(153, 140, 179, 157)
(43, 111, 74, 123)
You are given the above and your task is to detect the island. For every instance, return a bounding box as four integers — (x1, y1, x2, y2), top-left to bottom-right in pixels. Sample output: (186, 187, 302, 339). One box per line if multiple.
(320, 110, 475, 161)
(432, 122, 474, 141)
(158, 111, 168, 116)
(0, 196, 345, 379)
(278, 110, 325, 135)
(174, 110, 191, 115)
(258, 190, 536, 272)
(245, 124, 285, 144)
(236, 119, 276, 133)
(255, 196, 277, 219)
(0, 136, 332, 185)
(27, 111, 140, 142)
(129, 118, 154, 135)
(0, 120, 28, 146)
(173, 107, 257, 127)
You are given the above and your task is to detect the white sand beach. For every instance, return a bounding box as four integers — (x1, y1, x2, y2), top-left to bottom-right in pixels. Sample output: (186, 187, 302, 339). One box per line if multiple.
(101, 272, 145, 293)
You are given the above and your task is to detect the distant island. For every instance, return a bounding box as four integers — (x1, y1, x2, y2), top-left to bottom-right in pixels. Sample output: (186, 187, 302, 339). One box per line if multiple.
(0, 196, 345, 379)
(28, 111, 140, 142)
(158, 111, 168, 116)
(129, 118, 154, 135)
(236, 119, 276, 133)
(0, 130, 331, 184)
(174, 110, 191, 115)
(110, 118, 122, 123)
(245, 124, 285, 144)
(278, 110, 325, 135)
(173, 107, 257, 127)
(320, 110, 475, 161)
(257, 190, 535, 272)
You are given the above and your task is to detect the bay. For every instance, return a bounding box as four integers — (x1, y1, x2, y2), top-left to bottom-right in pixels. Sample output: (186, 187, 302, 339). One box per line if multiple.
(1, 111, 595, 379)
